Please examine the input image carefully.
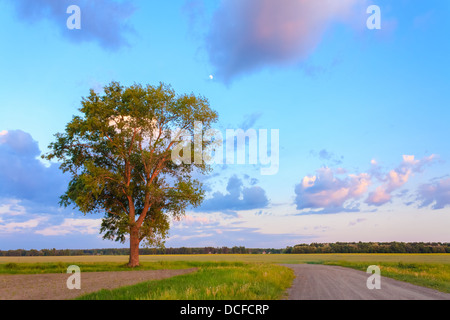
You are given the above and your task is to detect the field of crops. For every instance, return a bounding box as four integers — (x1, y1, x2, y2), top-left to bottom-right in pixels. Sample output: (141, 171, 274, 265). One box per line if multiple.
(1, 253, 450, 264)
(1, 254, 449, 299)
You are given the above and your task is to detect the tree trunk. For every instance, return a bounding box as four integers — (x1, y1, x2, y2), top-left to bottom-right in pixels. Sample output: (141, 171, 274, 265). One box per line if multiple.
(128, 227, 140, 267)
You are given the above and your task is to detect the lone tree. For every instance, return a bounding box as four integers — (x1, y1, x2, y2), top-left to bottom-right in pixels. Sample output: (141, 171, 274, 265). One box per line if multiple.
(44, 82, 218, 267)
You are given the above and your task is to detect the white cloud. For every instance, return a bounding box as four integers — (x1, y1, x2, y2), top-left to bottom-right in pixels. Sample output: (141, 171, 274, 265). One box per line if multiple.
(175, 214, 214, 226)
(0, 217, 46, 234)
(35, 218, 102, 236)
(0, 200, 26, 216)
(169, 233, 214, 241)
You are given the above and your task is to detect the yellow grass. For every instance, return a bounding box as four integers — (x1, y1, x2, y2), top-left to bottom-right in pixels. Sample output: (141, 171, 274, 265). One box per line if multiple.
(1, 253, 449, 264)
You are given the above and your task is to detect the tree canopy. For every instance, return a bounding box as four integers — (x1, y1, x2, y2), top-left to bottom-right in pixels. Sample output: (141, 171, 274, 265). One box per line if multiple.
(44, 81, 218, 266)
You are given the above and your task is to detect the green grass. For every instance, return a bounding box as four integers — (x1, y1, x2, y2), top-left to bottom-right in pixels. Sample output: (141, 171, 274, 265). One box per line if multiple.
(0, 261, 199, 275)
(321, 261, 450, 293)
(1, 254, 449, 298)
(2, 253, 449, 265)
(77, 262, 295, 300)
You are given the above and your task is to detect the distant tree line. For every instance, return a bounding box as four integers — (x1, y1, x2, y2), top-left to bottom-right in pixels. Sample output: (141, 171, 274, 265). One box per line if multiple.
(0, 246, 279, 256)
(285, 242, 450, 254)
(1, 242, 449, 256)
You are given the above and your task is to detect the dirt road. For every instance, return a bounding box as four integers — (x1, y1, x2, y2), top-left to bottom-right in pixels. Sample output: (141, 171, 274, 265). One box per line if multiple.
(0, 268, 197, 300)
(282, 264, 450, 300)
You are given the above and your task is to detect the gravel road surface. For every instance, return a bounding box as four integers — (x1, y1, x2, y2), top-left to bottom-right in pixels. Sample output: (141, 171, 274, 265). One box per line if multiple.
(282, 264, 450, 300)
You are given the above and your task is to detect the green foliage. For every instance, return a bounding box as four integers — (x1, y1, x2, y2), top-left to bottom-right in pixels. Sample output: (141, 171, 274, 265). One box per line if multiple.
(76, 263, 294, 300)
(0, 261, 200, 274)
(2, 242, 450, 257)
(4, 263, 19, 270)
(288, 242, 450, 254)
(43, 82, 218, 250)
(0, 262, 68, 274)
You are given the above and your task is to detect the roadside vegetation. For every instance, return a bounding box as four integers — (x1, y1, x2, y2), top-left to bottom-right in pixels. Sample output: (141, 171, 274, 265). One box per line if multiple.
(1, 254, 449, 297)
(0, 261, 197, 275)
(77, 262, 294, 300)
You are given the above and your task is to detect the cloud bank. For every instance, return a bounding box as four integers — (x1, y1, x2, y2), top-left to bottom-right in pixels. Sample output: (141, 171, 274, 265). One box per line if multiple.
(204, 0, 360, 83)
(35, 218, 102, 236)
(295, 167, 370, 213)
(295, 155, 439, 213)
(0, 130, 68, 206)
(417, 178, 450, 210)
(366, 155, 436, 206)
(198, 175, 269, 214)
(8, 0, 136, 50)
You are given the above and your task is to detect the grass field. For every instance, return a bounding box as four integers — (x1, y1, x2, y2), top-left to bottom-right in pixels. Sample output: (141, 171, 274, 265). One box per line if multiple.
(1, 254, 449, 298)
(0, 260, 295, 300)
(2, 253, 450, 264)
(77, 262, 294, 300)
(0, 260, 197, 274)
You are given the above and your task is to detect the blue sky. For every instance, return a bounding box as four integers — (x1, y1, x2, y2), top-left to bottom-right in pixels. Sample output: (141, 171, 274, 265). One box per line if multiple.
(0, 0, 449, 250)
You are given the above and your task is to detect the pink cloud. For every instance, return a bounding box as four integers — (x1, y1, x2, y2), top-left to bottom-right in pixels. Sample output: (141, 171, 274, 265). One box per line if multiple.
(296, 155, 437, 212)
(177, 215, 213, 226)
(417, 178, 450, 210)
(366, 155, 436, 206)
(366, 186, 391, 206)
(206, 0, 362, 83)
(295, 167, 371, 211)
